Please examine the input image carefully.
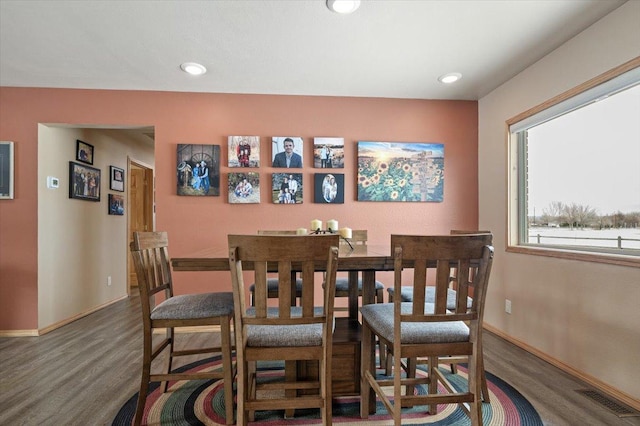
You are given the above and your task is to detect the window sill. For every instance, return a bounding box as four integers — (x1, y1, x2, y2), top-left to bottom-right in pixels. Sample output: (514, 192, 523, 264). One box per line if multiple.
(506, 245, 640, 268)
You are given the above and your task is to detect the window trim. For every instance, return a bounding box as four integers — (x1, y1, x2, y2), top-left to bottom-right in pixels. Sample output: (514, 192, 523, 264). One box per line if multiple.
(505, 57, 640, 269)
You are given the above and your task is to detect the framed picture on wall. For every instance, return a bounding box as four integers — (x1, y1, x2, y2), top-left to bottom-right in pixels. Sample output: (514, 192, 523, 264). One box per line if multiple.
(228, 172, 260, 204)
(314, 173, 344, 204)
(357, 141, 444, 202)
(228, 136, 260, 168)
(176, 144, 221, 196)
(108, 193, 124, 215)
(272, 137, 303, 168)
(272, 173, 302, 204)
(109, 166, 125, 192)
(313, 137, 344, 168)
(76, 139, 94, 165)
(0, 141, 14, 199)
(69, 161, 101, 201)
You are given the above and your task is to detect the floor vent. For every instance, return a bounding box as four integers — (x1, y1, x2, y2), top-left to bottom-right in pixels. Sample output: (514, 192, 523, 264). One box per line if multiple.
(575, 389, 639, 417)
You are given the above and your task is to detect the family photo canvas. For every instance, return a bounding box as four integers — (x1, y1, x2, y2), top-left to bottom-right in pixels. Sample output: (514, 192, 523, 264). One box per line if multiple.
(176, 144, 220, 196)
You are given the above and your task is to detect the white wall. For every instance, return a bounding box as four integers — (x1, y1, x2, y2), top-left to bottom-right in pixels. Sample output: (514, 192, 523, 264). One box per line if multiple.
(38, 126, 153, 330)
(479, 1, 640, 403)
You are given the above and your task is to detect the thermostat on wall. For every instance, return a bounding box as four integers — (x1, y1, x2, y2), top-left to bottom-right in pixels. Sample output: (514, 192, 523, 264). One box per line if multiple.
(47, 176, 60, 189)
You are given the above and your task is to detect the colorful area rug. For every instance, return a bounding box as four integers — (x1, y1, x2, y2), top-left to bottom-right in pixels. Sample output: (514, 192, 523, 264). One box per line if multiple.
(113, 355, 543, 425)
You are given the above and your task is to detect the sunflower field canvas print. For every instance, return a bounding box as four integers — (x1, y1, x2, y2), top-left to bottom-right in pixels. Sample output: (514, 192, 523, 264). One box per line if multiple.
(357, 142, 444, 202)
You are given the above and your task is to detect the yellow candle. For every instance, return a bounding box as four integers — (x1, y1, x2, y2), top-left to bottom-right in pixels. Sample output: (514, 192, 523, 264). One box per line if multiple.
(296, 228, 308, 235)
(327, 219, 339, 232)
(339, 227, 352, 239)
(311, 219, 322, 231)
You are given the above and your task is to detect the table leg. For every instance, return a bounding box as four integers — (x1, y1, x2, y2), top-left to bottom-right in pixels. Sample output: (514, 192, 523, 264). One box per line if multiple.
(348, 270, 359, 319)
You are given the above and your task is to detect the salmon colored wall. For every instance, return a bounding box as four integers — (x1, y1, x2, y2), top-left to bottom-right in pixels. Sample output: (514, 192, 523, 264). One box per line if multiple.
(0, 87, 478, 330)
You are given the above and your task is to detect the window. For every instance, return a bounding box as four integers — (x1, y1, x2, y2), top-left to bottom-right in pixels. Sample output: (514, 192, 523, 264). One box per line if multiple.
(507, 60, 640, 264)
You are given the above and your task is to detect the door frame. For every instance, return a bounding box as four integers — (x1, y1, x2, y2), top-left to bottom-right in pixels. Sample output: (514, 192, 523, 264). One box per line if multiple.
(127, 157, 155, 294)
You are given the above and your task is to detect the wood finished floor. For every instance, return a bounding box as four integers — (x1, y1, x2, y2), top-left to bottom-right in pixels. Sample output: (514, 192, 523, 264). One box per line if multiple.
(0, 293, 638, 426)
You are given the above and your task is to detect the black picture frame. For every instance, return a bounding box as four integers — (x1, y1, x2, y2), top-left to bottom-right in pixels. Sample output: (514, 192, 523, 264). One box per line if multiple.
(108, 193, 125, 215)
(69, 161, 101, 201)
(0, 141, 14, 199)
(110, 166, 125, 192)
(76, 139, 94, 165)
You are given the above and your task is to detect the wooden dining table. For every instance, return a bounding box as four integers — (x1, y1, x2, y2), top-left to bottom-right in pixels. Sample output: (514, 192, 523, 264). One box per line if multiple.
(171, 242, 394, 320)
(171, 242, 393, 398)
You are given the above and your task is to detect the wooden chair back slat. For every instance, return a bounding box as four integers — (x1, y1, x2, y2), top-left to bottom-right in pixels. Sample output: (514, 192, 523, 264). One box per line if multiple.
(229, 234, 340, 327)
(130, 232, 174, 314)
(390, 234, 494, 324)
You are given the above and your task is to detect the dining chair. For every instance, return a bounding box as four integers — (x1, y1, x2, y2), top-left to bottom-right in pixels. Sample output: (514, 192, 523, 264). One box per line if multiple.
(249, 230, 303, 306)
(130, 231, 236, 426)
(228, 234, 340, 426)
(384, 230, 492, 402)
(360, 234, 494, 426)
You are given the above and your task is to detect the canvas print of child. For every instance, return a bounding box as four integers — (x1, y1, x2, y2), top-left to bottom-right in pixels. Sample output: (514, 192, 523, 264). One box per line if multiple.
(228, 136, 260, 168)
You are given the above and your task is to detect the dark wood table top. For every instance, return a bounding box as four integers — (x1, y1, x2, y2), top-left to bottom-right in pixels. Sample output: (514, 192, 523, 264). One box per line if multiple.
(171, 244, 394, 272)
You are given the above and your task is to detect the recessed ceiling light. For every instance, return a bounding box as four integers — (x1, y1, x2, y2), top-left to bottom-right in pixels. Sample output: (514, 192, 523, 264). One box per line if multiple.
(438, 72, 462, 84)
(180, 62, 207, 76)
(326, 0, 361, 14)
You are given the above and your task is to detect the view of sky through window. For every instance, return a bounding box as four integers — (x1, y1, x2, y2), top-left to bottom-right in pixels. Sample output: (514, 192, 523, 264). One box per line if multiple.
(527, 84, 640, 217)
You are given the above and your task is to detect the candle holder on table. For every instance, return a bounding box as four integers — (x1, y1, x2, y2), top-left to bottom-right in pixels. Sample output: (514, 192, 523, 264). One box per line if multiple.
(311, 227, 354, 250)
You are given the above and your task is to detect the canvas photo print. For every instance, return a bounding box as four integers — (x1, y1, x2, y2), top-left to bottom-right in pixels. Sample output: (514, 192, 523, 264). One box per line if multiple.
(176, 144, 220, 196)
(229, 172, 260, 204)
(313, 137, 344, 168)
(272, 173, 303, 204)
(357, 142, 444, 202)
(272, 137, 303, 168)
(228, 136, 260, 168)
(314, 173, 344, 204)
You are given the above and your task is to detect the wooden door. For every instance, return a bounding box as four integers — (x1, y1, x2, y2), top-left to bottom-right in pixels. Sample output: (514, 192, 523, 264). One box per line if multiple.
(128, 161, 154, 289)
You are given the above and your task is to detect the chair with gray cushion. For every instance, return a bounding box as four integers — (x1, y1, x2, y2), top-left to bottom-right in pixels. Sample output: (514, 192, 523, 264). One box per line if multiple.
(360, 234, 494, 426)
(130, 231, 235, 426)
(228, 234, 339, 426)
(384, 231, 492, 402)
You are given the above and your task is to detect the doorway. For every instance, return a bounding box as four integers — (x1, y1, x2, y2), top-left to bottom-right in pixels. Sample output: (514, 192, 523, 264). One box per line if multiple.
(128, 159, 154, 291)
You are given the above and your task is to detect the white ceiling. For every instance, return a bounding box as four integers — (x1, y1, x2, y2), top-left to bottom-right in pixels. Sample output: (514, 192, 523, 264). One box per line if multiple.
(0, 0, 626, 100)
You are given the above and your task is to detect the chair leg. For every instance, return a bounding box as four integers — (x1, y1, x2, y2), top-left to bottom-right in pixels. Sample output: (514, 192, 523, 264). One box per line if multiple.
(428, 356, 438, 415)
(248, 361, 256, 422)
(220, 316, 235, 425)
(134, 332, 153, 426)
(468, 348, 483, 425)
(404, 357, 417, 407)
(360, 321, 375, 419)
(321, 348, 332, 426)
(161, 327, 175, 392)
(392, 345, 403, 426)
(478, 338, 490, 403)
(236, 357, 248, 426)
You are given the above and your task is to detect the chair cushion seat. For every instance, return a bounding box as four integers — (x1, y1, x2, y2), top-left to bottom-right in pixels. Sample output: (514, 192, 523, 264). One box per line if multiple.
(335, 277, 385, 293)
(387, 286, 471, 310)
(360, 302, 469, 345)
(151, 292, 234, 320)
(249, 278, 304, 294)
(245, 306, 330, 347)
